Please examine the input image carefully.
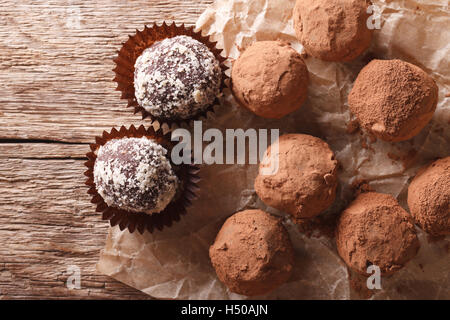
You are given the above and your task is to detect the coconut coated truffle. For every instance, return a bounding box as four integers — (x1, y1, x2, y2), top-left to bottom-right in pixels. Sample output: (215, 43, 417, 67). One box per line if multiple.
(134, 35, 222, 120)
(93, 137, 178, 214)
(348, 59, 438, 142)
(255, 134, 338, 219)
(231, 41, 309, 119)
(209, 210, 294, 296)
(336, 192, 420, 276)
(408, 157, 450, 237)
(293, 0, 373, 62)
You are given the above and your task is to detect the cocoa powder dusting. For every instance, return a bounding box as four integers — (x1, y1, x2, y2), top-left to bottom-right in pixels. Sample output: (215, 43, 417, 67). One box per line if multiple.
(209, 210, 294, 296)
(408, 157, 450, 237)
(231, 41, 309, 119)
(293, 0, 373, 62)
(348, 59, 439, 142)
(348, 269, 375, 300)
(387, 149, 417, 170)
(255, 134, 338, 219)
(295, 212, 340, 239)
(351, 179, 374, 197)
(336, 192, 420, 276)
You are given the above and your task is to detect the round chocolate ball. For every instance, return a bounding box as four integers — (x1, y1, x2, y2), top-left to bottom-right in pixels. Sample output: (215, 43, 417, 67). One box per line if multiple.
(408, 157, 450, 237)
(134, 35, 222, 120)
(293, 0, 373, 62)
(93, 137, 178, 214)
(255, 134, 338, 219)
(231, 41, 309, 119)
(336, 192, 420, 276)
(209, 209, 294, 296)
(348, 59, 438, 142)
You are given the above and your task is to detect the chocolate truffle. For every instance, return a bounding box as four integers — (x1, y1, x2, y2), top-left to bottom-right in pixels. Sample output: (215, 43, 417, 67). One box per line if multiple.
(231, 41, 309, 119)
(348, 59, 438, 142)
(293, 0, 373, 62)
(255, 134, 338, 219)
(407, 157, 450, 237)
(209, 210, 294, 296)
(336, 192, 420, 276)
(134, 35, 222, 120)
(93, 137, 178, 214)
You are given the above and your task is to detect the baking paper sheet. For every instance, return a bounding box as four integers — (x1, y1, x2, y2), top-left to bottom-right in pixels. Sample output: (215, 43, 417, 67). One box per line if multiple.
(97, 0, 450, 299)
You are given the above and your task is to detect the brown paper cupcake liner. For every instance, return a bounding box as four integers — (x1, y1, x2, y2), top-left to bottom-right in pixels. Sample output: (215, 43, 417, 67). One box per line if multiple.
(113, 21, 229, 129)
(84, 125, 200, 234)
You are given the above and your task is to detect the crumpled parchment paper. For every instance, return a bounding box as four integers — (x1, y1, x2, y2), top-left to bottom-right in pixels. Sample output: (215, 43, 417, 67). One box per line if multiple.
(97, 0, 450, 299)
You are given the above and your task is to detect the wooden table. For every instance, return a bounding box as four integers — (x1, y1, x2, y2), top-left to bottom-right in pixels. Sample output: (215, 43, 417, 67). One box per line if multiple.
(0, 0, 213, 299)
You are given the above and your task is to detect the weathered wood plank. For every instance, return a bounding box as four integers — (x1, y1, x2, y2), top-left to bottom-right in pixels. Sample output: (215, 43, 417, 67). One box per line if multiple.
(0, 0, 212, 299)
(0, 0, 213, 143)
(0, 153, 149, 299)
(0, 143, 88, 159)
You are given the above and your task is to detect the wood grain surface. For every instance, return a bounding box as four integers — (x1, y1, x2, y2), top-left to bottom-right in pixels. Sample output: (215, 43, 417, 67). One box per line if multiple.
(0, 0, 213, 299)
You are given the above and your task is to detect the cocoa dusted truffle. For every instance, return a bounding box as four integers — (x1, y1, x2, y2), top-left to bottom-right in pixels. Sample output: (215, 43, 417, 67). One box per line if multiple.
(255, 134, 338, 219)
(93, 137, 178, 214)
(293, 0, 373, 62)
(336, 192, 420, 276)
(134, 35, 222, 120)
(209, 210, 294, 296)
(348, 59, 438, 142)
(408, 157, 450, 237)
(231, 41, 309, 119)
